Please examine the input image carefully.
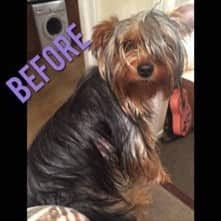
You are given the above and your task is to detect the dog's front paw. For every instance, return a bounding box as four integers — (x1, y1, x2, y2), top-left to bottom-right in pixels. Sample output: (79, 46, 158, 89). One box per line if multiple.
(155, 168, 172, 185)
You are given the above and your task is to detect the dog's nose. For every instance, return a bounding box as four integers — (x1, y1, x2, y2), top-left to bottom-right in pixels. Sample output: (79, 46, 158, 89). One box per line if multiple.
(137, 64, 154, 78)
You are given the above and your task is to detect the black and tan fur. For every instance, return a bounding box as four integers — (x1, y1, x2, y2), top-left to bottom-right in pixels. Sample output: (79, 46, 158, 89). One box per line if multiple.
(27, 8, 192, 221)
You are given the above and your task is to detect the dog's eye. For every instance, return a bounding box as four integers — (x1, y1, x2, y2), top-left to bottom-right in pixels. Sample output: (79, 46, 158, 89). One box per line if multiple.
(123, 40, 135, 51)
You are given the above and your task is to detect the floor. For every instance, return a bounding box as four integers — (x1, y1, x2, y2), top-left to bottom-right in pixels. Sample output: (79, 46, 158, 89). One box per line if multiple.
(159, 132, 194, 200)
(148, 184, 193, 221)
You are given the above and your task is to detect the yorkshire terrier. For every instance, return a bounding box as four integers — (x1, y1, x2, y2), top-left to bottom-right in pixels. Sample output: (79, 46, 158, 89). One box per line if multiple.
(27, 8, 191, 221)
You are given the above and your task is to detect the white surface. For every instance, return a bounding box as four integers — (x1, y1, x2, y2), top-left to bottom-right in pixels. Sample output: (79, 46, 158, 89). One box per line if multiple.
(77, 0, 175, 69)
(182, 70, 194, 82)
(31, 0, 69, 48)
(77, 0, 97, 68)
(151, 92, 169, 138)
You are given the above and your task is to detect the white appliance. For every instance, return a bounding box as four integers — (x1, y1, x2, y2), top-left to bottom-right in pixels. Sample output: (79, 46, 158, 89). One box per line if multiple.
(30, 0, 69, 48)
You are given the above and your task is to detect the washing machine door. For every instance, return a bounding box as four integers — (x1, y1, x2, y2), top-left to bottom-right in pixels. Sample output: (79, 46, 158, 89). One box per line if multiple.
(44, 15, 65, 40)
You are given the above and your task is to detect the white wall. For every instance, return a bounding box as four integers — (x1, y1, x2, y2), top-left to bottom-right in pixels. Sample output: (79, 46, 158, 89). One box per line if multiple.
(95, 0, 156, 21)
(78, 0, 160, 68)
(77, 0, 192, 68)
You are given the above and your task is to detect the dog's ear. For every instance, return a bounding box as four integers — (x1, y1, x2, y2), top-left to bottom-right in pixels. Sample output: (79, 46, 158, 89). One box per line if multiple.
(91, 17, 119, 59)
(169, 3, 194, 35)
(169, 3, 194, 72)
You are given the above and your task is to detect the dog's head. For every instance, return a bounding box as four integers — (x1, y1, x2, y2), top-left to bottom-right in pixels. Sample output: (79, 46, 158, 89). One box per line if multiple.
(91, 9, 191, 108)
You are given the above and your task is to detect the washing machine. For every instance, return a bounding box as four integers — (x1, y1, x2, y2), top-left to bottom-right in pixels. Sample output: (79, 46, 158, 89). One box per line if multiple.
(29, 0, 70, 48)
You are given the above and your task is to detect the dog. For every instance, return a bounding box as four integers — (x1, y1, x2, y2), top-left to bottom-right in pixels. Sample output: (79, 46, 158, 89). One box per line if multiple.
(27, 8, 191, 221)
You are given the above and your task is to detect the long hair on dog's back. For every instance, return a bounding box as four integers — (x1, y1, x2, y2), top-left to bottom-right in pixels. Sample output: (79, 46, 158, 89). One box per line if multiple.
(28, 67, 146, 221)
(27, 8, 191, 221)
